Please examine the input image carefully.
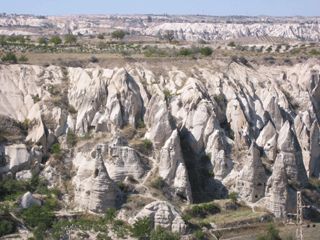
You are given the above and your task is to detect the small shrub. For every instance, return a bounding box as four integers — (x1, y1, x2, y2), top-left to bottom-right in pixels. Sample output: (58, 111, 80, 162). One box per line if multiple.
(0, 219, 16, 237)
(256, 224, 281, 240)
(38, 37, 48, 45)
(130, 217, 152, 239)
(64, 34, 77, 44)
(18, 55, 28, 62)
(50, 36, 62, 45)
(228, 192, 238, 203)
(163, 89, 172, 103)
(89, 55, 99, 63)
(142, 139, 153, 151)
(179, 48, 193, 56)
(111, 30, 126, 40)
(104, 208, 117, 222)
(112, 219, 129, 238)
(68, 105, 77, 114)
(150, 177, 166, 190)
(1, 52, 17, 64)
(200, 47, 213, 56)
(150, 227, 180, 240)
(97, 34, 105, 39)
(50, 143, 62, 159)
(193, 230, 206, 240)
(21, 205, 55, 233)
(228, 41, 236, 47)
(185, 202, 220, 218)
(66, 130, 77, 147)
(137, 119, 146, 129)
(31, 94, 41, 103)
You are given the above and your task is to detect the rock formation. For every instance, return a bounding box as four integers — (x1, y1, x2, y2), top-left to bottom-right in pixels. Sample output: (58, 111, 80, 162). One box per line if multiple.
(132, 201, 187, 234)
(73, 145, 119, 213)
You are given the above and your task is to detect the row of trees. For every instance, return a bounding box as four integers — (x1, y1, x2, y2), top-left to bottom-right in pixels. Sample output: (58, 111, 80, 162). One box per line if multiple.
(38, 34, 77, 46)
(38, 30, 128, 46)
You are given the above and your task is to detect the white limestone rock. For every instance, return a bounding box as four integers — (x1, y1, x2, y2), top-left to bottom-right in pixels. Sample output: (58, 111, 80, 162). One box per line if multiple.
(4, 144, 30, 174)
(73, 146, 119, 213)
(144, 95, 173, 148)
(159, 130, 192, 202)
(21, 192, 42, 209)
(236, 142, 267, 202)
(132, 201, 187, 234)
(104, 143, 146, 182)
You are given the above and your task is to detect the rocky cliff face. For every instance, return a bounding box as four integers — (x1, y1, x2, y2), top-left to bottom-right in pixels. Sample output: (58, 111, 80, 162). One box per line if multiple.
(0, 59, 319, 219)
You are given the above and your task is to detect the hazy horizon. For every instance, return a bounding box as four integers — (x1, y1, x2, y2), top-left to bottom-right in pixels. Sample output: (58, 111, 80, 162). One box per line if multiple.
(1, 0, 320, 17)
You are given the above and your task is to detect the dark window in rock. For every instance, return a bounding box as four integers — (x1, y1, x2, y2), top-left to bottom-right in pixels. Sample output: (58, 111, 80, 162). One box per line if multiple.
(257, 183, 262, 186)
(255, 195, 258, 198)
(94, 169, 99, 177)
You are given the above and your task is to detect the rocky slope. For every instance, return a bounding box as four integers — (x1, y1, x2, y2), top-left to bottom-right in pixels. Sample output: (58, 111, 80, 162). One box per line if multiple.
(0, 58, 320, 235)
(1, 14, 320, 41)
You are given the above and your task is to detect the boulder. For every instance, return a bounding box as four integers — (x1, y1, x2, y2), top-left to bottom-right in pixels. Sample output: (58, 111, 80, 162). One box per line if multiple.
(21, 192, 42, 209)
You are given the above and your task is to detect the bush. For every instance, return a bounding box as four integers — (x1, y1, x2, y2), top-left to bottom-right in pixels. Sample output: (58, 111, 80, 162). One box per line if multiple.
(130, 217, 152, 239)
(0, 219, 16, 237)
(228, 192, 238, 203)
(257, 224, 281, 240)
(104, 208, 117, 222)
(200, 47, 213, 56)
(1, 52, 17, 64)
(64, 34, 77, 44)
(89, 55, 99, 63)
(193, 230, 206, 240)
(179, 48, 193, 56)
(185, 203, 220, 218)
(111, 30, 126, 40)
(228, 41, 236, 47)
(137, 119, 146, 129)
(50, 36, 62, 45)
(97, 34, 105, 39)
(142, 139, 153, 152)
(150, 227, 180, 240)
(38, 37, 48, 45)
(21, 205, 55, 229)
(68, 105, 77, 114)
(66, 130, 77, 147)
(18, 55, 28, 62)
(150, 177, 166, 190)
(0, 178, 30, 201)
(50, 143, 62, 159)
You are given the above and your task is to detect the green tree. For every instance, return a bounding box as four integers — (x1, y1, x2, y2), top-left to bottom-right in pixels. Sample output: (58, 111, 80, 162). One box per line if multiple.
(38, 37, 48, 45)
(0, 220, 16, 237)
(1, 52, 17, 64)
(66, 129, 77, 147)
(200, 47, 213, 56)
(228, 192, 238, 203)
(50, 36, 62, 45)
(111, 30, 126, 40)
(64, 34, 77, 44)
(130, 217, 152, 239)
